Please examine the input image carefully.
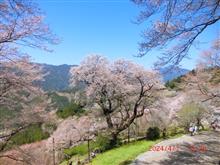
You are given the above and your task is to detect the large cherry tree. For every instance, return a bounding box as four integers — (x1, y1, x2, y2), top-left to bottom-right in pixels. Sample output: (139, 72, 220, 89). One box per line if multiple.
(70, 55, 161, 144)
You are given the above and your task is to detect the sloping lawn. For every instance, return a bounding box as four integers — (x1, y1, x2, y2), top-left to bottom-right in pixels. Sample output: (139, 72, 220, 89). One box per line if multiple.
(90, 140, 158, 165)
(60, 134, 185, 165)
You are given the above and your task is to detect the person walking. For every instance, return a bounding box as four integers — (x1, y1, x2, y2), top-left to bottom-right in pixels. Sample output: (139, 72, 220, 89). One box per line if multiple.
(189, 126, 194, 136)
(193, 125, 198, 135)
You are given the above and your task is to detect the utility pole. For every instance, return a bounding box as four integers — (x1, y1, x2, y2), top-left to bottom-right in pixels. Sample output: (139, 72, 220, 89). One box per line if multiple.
(87, 137, 90, 162)
(52, 138, 55, 165)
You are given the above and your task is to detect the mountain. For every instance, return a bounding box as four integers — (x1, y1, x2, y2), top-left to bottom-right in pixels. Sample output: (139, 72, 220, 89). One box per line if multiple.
(37, 64, 189, 91)
(37, 64, 76, 91)
(159, 66, 190, 82)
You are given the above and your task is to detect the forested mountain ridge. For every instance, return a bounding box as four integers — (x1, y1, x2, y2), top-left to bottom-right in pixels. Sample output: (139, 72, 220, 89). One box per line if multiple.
(36, 63, 76, 91)
(37, 63, 189, 91)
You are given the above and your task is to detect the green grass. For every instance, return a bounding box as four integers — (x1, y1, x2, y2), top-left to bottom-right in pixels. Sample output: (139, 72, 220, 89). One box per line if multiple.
(90, 140, 158, 165)
(60, 132, 185, 165)
(64, 142, 96, 156)
(6, 123, 50, 149)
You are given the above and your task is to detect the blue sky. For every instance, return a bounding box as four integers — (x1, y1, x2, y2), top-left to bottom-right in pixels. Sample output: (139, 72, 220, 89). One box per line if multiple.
(28, 0, 220, 70)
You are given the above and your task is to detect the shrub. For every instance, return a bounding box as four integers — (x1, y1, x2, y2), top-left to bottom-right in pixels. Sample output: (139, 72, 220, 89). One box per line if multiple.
(168, 125, 178, 137)
(167, 125, 184, 137)
(64, 143, 89, 156)
(56, 102, 85, 119)
(95, 134, 112, 151)
(146, 127, 160, 140)
(165, 76, 183, 90)
(165, 80, 176, 89)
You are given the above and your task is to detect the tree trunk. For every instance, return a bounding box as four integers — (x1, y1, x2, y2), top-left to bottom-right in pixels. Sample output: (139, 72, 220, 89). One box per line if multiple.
(110, 133, 119, 147)
(127, 126, 130, 143)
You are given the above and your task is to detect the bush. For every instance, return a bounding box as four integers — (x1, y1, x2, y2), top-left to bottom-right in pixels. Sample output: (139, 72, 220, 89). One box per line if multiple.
(167, 125, 178, 137)
(165, 80, 177, 89)
(165, 76, 183, 90)
(167, 125, 184, 137)
(56, 102, 85, 119)
(64, 143, 89, 156)
(95, 134, 112, 151)
(146, 127, 160, 140)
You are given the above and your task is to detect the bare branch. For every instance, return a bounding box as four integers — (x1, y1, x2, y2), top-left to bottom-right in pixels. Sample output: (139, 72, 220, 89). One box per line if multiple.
(133, 0, 220, 67)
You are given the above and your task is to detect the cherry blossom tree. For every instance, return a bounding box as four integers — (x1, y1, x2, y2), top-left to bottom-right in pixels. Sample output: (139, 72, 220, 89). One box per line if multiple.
(0, 0, 57, 163)
(70, 55, 161, 144)
(184, 68, 220, 104)
(184, 47, 220, 103)
(184, 39, 220, 103)
(198, 39, 220, 68)
(132, 0, 220, 67)
(0, 0, 58, 107)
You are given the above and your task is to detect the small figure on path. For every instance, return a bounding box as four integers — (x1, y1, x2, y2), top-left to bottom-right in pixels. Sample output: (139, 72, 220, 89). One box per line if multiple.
(189, 125, 194, 136)
(91, 151, 96, 158)
(193, 125, 198, 135)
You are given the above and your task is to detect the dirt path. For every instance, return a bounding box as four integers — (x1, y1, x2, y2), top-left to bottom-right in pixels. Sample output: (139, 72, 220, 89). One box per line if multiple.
(132, 131, 220, 165)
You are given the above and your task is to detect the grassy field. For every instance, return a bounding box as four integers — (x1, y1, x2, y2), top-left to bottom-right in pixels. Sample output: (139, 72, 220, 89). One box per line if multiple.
(60, 140, 157, 165)
(89, 140, 158, 165)
(88, 134, 185, 165)
(60, 133, 185, 165)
